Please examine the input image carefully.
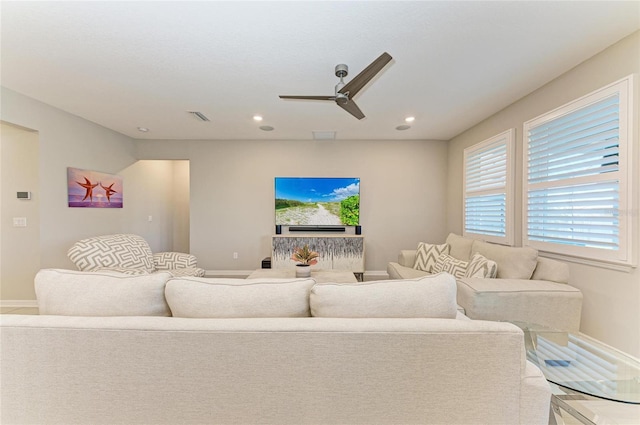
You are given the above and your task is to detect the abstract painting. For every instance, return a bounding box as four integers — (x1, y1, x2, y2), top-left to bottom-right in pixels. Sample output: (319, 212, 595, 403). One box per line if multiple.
(67, 167, 123, 208)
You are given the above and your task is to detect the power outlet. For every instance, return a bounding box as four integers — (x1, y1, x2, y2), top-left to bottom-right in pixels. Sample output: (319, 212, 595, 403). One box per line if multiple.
(233, 252, 238, 260)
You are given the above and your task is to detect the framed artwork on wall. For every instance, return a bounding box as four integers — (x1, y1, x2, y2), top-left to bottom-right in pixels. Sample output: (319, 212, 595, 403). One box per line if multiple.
(67, 167, 123, 208)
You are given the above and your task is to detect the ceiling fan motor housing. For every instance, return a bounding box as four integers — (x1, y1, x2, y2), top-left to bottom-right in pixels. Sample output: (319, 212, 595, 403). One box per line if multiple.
(335, 64, 348, 77)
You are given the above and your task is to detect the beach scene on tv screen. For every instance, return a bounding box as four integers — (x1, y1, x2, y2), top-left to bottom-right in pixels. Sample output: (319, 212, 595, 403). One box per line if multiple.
(275, 177, 360, 226)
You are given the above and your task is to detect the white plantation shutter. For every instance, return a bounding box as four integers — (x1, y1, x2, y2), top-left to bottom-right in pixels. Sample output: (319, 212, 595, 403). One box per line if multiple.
(464, 129, 514, 245)
(523, 76, 635, 265)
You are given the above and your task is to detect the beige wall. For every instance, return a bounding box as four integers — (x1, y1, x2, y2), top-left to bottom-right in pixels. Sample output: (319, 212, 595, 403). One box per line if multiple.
(136, 138, 449, 272)
(446, 31, 640, 357)
(120, 159, 190, 253)
(0, 122, 40, 301)
(0, 88, 140, 272)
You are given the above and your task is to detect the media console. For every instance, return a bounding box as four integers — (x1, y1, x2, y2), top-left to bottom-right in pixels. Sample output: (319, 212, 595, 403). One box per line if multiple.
(271, 234, 364, 280)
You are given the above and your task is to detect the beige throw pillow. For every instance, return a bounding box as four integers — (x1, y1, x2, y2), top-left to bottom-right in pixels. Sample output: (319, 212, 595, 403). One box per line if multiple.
(165, 277, 315, 318)
(472, 240, 538, 279)
(433, 253, 469, 279)
(35, 268, 172, 316)
(413, 242, 450, 273)
(310, 274, 457, 319)
(465, 253, 498, 278)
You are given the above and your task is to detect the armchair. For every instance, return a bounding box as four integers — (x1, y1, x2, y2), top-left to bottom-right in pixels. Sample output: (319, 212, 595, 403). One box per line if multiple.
(68, 234, 205, 277)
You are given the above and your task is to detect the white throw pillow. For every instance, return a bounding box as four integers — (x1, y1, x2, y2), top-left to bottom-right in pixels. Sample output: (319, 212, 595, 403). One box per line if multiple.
(165, 277, 316, 318)
(310, 273, 457, 319)
(433, 253, 469, 279)
(35, 268, 172, 316)
(413, 242, 450, 273)
(465, 253, 498, 278)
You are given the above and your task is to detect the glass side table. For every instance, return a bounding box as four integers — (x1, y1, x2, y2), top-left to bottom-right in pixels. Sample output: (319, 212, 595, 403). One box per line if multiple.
(512, 322, 640, 425)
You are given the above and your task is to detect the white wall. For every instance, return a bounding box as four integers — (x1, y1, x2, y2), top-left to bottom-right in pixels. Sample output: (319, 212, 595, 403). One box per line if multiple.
(136, 138, 449, 272)
(0, 122, 40, 302)
(446, 31, 640, 357)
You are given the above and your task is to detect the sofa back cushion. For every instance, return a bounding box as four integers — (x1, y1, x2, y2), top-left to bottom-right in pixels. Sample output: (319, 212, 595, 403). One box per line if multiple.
(310, 273, 458, 318)
(67, 234, 155, 273)
(531, 257, 570, 284)
(35, 269, 172, 316)
(472, 240, 538, 279)
(445, 233, 474, 261)
(165, 277, 315, 318)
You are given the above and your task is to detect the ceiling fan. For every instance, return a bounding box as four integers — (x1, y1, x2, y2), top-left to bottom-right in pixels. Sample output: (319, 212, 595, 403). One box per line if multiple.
(279, 52, 392, 120)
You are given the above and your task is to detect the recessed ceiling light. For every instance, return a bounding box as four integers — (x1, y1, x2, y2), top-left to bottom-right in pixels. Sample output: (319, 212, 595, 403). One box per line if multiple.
(259, 125, 274, 131)
(396, 125, 411, 131)
(253, 115, 263, 121)
(137, 127, 149, 132)
(405, 116, 415, 123)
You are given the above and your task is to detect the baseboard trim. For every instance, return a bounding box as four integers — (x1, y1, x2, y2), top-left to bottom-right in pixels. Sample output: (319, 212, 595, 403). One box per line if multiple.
(1, 300, 38, 308)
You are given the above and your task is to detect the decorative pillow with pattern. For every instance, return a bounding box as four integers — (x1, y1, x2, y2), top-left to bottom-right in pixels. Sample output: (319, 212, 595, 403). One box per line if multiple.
(433, 253, 469, 279)
(413, 242, 450, 273)
(465, 253, 498, 278)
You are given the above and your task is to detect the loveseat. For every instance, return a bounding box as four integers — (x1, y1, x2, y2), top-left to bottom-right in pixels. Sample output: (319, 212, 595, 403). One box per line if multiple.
(0, 269, 551, 425)
(387, 233, 583, 332)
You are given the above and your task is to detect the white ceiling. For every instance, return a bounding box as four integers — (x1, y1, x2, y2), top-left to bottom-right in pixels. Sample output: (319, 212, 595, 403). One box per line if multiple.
(2, 1, 639, 141)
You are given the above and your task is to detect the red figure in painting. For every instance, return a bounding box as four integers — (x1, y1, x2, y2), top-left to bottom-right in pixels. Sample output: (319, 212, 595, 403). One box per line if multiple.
(100, 183, 117, 203)
(76, 177, 98, 202)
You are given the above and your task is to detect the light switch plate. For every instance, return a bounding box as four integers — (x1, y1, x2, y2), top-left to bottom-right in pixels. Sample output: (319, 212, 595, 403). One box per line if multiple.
(13, 217, 27, 227)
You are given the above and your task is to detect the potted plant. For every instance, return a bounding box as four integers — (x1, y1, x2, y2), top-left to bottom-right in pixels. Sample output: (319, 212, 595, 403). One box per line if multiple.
(291, 245, 319, 277)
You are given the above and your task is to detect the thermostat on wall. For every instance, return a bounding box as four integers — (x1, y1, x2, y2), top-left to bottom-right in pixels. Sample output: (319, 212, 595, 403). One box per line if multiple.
(16, 191, 31, 200)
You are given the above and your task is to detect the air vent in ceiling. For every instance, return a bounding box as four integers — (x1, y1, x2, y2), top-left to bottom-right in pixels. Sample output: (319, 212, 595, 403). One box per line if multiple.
(188, 111, 210, 122)
(312, 131, 336, 140)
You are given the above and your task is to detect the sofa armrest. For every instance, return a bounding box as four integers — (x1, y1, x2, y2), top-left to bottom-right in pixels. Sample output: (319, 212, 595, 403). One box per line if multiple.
(398, 250, 417, 267)
(153, 252, 198, 270)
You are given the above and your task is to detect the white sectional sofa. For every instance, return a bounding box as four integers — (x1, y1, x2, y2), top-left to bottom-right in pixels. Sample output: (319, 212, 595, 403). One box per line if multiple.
(387, 233, 583, 332)
(0, 269, 552, 425)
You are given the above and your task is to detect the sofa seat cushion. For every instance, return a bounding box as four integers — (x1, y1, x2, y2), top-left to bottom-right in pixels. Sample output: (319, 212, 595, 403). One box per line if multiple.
(165, 277, 315, 318)
(457, 277, 583, 332)
(35, 268, 172, 316)
(310, 273, 458, 319)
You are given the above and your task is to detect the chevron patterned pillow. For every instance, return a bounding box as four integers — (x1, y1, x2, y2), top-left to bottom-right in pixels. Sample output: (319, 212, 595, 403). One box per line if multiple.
(465, 253, 498, 278)
(433, 253, 469, 279)
(413, 242, 450, 273)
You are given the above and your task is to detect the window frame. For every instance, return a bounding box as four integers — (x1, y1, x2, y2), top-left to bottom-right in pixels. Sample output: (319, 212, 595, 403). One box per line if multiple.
(463, 129, 515, 246)
(522, 75, 636, 266)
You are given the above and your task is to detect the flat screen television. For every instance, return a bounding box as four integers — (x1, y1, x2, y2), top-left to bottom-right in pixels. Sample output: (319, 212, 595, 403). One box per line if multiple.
(275, 177, 360, 226)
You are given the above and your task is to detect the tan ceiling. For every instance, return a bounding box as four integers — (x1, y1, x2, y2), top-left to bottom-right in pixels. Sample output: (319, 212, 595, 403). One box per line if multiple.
(1, 1, 639, 141)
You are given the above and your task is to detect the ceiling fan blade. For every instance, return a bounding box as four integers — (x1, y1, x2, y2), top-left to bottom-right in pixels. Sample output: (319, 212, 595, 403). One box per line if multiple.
(338, 100, 365, 120)
(339, 52, 392, 97)
(279, 95, 335, 101)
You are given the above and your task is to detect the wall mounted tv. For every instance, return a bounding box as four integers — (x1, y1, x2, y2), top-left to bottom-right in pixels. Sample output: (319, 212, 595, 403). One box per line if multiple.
(275, 177, 360, 226)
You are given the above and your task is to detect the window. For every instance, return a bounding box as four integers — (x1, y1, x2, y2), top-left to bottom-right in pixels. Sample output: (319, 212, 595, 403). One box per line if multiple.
(523, 75, 635, 266)
(463, 129, 515, 245)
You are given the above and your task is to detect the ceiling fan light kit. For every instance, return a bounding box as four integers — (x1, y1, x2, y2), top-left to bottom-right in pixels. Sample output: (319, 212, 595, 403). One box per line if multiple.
(279, 52, 393, 120)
